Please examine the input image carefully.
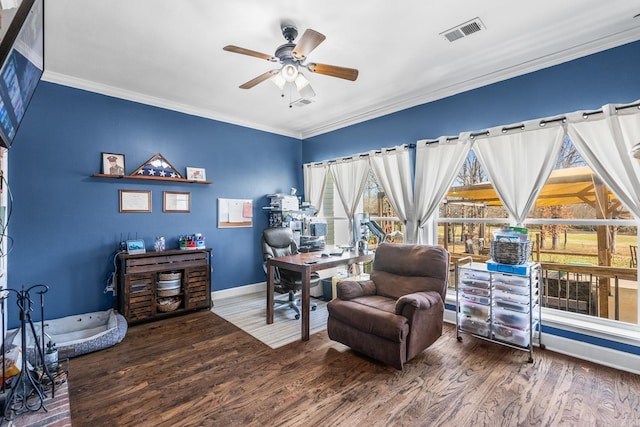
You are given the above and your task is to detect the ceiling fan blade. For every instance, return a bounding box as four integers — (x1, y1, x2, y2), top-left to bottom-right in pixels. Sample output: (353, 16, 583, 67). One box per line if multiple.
(239, 70, 279, 89)
(223, 45, 277, 62)
(292, 29, 326, 60)
(307, 63, 359, 81)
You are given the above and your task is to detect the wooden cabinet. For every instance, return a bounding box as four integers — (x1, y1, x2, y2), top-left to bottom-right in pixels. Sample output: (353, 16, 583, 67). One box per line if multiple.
(116, 248, 212, 324)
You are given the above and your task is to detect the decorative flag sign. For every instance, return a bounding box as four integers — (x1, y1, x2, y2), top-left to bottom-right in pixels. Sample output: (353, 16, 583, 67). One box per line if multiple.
(130, 153, 184, 179)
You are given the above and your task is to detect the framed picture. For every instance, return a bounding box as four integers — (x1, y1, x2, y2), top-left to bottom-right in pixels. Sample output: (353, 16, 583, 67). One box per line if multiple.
(119, 190, 151, 213)
(102, 152, 126, 176)
(186, 167, 206, 181)
(163, 191, 191, 213)
(126, 239, 146, 255)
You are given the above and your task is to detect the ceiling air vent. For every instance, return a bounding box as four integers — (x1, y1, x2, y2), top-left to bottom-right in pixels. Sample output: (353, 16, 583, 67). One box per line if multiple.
(290, 98, 314, 108)
(440, 17, 485, 42)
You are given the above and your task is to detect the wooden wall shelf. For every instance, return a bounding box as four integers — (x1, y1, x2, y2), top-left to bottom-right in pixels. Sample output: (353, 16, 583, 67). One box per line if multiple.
(92, 173, 212, 184)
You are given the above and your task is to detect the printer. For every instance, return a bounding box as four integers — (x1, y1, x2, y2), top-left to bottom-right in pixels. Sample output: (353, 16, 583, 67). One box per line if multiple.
(267, 194, 299, 211)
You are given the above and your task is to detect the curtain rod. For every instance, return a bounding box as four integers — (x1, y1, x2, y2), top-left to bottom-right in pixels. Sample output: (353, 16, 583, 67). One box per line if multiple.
(422, 130, 490, 144)
(426, 101, 640, 143)
(617, 101, 640, 111)
(316, 144, 417, 164)
(372, 143, 416, 154)
(310, 101, 640, 165)
(539, 101, 640, 124)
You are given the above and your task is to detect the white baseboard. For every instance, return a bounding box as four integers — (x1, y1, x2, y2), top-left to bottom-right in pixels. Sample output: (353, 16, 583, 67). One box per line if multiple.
(536, 332, 640, 375)
(212, 278, 328, 303)
(444, 307, 640, 375)
(211, 282, 265, 303)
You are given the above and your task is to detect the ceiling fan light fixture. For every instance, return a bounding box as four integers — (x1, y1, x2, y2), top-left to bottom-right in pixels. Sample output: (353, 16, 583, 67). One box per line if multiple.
(281, 63, 299, 82)
(631, 141, 640, 159)
(224, 24, 358, 102)
(294, 73, 310, 90)
(295, 73, 315, 99)
(270, 72, 286, 90)
(299, 85, 316, 99)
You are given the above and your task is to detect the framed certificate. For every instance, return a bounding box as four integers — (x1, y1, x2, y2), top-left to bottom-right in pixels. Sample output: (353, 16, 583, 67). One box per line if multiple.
(163, 191, 190, 213)
(119, 190, 151, 213)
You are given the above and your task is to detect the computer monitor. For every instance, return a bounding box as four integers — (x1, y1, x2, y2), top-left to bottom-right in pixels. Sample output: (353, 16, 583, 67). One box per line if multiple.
(310, 222, 327, 237)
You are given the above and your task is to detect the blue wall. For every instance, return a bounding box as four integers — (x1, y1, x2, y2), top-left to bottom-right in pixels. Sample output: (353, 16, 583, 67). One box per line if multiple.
(6, 40, 640, 328)
(303, 41, 640, 163)
(8, 83, 301, 327)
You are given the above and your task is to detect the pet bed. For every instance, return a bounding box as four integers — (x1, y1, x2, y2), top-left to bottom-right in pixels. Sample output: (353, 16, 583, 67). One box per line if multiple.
(29, 309, 128, 358)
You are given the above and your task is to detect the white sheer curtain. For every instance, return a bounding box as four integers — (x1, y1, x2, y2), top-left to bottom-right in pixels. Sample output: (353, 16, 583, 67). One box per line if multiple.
(329, 156, 370, 244)
(303, 162, 329, 214)
(414, 135, 472, 244)
(368, 145, 415, 242)
(566, 101, 640, 220)
(473, 119, 565, 225)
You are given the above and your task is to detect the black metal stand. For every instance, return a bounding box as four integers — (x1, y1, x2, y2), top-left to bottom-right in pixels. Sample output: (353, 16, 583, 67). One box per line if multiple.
(2, 284, 54, 422)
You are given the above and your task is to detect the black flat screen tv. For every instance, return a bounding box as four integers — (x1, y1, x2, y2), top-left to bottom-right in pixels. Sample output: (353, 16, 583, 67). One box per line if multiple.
(0, 0, 43, 148)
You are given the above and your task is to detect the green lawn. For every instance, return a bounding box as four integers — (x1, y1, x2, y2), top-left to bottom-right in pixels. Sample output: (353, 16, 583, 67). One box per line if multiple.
(439, 227, 638, 268)
(537, 232, 636, 267)
(545, 231, 635, 252)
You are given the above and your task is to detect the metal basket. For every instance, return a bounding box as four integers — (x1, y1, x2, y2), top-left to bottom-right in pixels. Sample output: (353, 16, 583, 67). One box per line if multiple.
(490, 240, 531, 265)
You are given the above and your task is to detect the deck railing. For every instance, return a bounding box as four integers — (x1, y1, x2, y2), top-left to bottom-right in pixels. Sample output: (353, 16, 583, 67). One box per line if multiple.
(449, 253, 638, 322)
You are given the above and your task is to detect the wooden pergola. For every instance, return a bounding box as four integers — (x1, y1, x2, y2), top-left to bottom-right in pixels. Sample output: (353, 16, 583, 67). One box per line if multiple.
(447, 166, 621, 209)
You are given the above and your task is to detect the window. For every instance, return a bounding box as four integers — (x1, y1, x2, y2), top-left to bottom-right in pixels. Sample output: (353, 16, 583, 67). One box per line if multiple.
(319, 169, 404, 247)
(321, 171, 346, 246)
(361, 171, 405, 245)
(440, 139, 638, 324)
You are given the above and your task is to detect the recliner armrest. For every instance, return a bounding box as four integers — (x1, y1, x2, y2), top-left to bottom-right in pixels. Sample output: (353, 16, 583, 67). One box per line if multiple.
(336, 280, 377, 300)
(395, 291, 442, 315)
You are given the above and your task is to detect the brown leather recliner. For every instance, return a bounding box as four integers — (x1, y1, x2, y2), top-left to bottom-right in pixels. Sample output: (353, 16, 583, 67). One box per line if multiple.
(327, 242, 450, 369)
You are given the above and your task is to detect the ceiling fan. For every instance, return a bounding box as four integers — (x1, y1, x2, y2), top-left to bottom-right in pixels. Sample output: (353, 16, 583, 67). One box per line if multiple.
(223, 23, 359, 100)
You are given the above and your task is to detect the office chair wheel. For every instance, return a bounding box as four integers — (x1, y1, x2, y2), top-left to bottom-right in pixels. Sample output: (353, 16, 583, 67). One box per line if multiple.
(294, 314, 300, 320)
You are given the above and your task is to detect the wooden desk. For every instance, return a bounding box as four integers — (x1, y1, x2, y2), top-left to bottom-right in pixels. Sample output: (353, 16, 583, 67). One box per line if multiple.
(266, 250, 374, 341)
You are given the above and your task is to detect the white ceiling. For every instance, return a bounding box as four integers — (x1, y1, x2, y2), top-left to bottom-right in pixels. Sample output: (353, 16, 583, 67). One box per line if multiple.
(42, 1, 640, 139)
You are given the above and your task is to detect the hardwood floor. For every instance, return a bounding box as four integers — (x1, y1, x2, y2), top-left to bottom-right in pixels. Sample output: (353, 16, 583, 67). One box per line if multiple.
(68, 310, 640, 426)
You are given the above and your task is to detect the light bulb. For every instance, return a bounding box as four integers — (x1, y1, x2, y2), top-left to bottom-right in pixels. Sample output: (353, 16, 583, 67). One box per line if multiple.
(281, 64, 298, 82)
(631, 141, 640, 159)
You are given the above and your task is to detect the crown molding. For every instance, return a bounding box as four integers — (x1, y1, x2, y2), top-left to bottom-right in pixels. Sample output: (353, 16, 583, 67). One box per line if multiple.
(40, 70, 303, 140)
(42, 26, 640, 141)
(299, 27, 640, 139)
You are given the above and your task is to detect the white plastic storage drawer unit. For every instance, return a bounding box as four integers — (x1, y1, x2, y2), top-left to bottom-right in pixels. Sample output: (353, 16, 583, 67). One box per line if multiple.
(455, 258, 543, 363)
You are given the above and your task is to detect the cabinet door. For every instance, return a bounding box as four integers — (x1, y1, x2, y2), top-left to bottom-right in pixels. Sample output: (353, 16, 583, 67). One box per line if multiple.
(184, 267, 210, 309)
(124, 273, 155, 322)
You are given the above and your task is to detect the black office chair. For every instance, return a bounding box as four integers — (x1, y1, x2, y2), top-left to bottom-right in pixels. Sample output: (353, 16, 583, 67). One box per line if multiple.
(262, 227, 320, 319)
